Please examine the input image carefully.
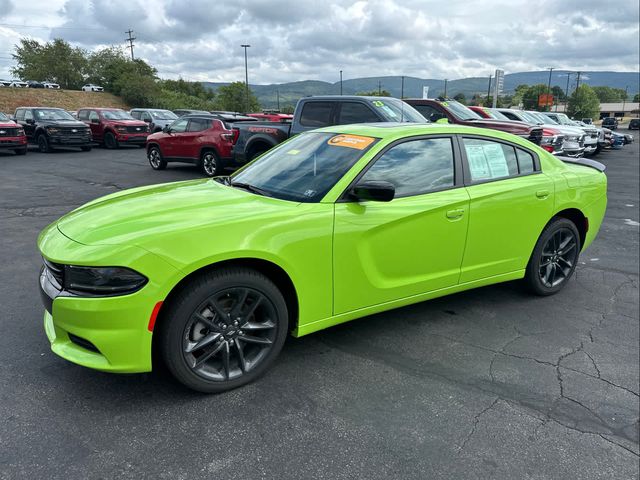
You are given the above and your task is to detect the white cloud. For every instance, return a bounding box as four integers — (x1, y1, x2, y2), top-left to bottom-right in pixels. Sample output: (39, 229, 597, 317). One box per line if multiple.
(1, 0, 638, 82)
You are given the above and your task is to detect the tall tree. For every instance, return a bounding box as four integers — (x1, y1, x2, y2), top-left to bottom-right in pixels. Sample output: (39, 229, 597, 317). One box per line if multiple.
(356, 90, 391, 96)
(592, 86, 628, 102)
(216, 82, 260, 112)
(521, 84, 553, 111)
(567, 84, 600, 119)
(453, 93, 467, 104)
(12, 38, 87, 89)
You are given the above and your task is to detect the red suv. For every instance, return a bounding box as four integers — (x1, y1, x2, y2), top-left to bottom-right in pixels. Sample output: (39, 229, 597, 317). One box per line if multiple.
(0, 112, 28, 155)
(78, 108, 149, 148)
(145, 114, 236, 177)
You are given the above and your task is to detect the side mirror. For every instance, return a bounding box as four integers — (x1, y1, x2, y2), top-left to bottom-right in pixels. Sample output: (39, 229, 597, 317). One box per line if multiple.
(91, 118, 99, 124)
(350, 180, 395, 202)
(25, 118, 35, 125)
(143, 118, 151, 123)
(162, 126, 170, 133)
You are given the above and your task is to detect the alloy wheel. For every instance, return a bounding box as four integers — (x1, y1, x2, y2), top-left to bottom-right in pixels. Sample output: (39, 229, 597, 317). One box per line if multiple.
(182, 287, 277, 381)
(148, 148, 161, 168)
(202, 153, 217, 176)
(538, 227, 578, 288)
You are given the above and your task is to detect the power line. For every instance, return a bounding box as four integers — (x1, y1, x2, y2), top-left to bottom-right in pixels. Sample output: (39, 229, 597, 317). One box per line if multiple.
(125, 29, 136, 60)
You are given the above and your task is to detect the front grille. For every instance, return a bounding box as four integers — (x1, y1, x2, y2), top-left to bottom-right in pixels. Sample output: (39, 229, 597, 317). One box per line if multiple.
(125, 125, 146, 133)
(68, 333, 100, 353)
(527, 128, 543, 145)
(578, 135, 585, 147)
(43, 258, 64, 287)
(58, 127, 90, 136)
(0, 128, 20, 137)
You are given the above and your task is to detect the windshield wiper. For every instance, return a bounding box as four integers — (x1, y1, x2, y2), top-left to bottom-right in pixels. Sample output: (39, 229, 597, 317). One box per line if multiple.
(230, 181, 272, 197)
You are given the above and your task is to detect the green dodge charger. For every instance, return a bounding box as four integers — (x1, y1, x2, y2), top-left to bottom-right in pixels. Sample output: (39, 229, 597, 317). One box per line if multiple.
(38, 123, 607, 392)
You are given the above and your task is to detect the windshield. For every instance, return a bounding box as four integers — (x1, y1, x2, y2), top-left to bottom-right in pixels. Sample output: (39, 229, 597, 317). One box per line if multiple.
(0, 112, 8, 120)
(552, 113, 573, 125)
(527, 111, 556, 125)
(34, 109, 76, 121)
(102, 110, 134, 120)
(230, 132, 379, 202)
(483, 108, 510, 120)
(151, 110, 178, 120)
(441, 100, 482, 120)
(368, 98, 426, 123)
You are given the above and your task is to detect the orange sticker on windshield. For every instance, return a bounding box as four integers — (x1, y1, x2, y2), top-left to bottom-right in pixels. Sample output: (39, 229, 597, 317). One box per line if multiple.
(327, 134, 375, 150)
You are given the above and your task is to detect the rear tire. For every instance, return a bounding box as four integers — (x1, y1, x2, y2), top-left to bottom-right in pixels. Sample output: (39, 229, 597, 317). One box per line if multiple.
(158, 267, 289, 393)
(147, 145, 167, 170)
(200, 150, 220, 177)
(104, 131, 118, 149)
(524, 217, 581, 296)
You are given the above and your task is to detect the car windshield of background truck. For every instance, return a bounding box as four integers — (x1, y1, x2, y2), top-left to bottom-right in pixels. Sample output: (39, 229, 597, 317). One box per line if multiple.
(102, 110, 135, 120)
(230, 132, 379, 202)
(369, 98, 427, 123)
(441, 100, 482, 120)
(34, 109, 75, 121)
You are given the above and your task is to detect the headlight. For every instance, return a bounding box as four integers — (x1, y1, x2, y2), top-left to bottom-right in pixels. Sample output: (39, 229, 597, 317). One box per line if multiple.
(565, 135, 578, 142)
(46, 127, 60, 134)
(115, 126, 127, 133)
(540, 135, 557, 145)
(64, 265, 147, 296)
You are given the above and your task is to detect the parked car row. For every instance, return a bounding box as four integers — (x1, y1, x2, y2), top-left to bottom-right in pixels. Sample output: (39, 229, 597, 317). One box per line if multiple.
(0, 79, 102, 91)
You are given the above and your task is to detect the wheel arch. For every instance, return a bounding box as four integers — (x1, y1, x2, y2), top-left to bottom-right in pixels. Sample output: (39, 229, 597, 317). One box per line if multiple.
(246, 136, 277, 159)
(553, 208, 588, 250)
(146, 141, 161, 154)
(152, 257, 299, 361)
(199, 144, 221, 159)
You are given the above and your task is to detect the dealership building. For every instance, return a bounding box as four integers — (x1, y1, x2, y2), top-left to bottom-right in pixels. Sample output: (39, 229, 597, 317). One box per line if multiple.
(554, 102, 640, 118)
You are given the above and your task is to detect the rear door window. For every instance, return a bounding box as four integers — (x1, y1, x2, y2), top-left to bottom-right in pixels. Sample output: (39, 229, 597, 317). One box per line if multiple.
(89, 111, 99, 122)
(299, 102, 335, 127)
(187, 118, 211, 132)
(337, 102, 381, 124)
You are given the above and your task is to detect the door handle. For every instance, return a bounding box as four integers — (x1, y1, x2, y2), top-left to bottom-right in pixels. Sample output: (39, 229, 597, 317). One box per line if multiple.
(536, 190, 550, 199)
(446, 208, 465, 219)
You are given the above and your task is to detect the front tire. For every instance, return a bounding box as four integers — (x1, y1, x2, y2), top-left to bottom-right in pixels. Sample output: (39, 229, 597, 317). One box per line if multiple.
(524, 217, 581, 296)
(14, 148, 27, 155)
(200, 150, 219, 177)
(147, 145, 167, 170)
(37, 134, 51, 153)
(158, 268, 289, 393)
(104, 131, 118, 149)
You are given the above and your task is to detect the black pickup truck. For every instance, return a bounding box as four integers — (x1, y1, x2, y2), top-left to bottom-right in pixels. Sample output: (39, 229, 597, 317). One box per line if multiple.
(14, 107, 93, 153)
(232, 95, 426, 163)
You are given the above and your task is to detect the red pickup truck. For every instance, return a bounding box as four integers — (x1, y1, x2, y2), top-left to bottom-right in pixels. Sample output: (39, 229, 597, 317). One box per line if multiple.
(404, 98, 543, 146)
(77, 108, 149, 148)
(0, 112, 28, 155)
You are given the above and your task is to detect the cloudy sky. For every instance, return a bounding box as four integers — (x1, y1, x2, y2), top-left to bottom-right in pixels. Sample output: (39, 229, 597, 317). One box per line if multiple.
(1, 0, 638, 83)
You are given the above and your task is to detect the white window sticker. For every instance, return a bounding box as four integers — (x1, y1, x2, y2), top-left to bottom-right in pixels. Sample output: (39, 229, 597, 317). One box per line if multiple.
(465, 145, 491, 180)
(482, 143, 510, 178)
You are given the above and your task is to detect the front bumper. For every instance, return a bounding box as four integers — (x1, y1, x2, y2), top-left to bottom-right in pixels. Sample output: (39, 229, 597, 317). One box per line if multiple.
(38, 224, 181, 373)
(49, 135, 93, 147)
(0, 137, 27, 150)
(115, 133, 148, 144)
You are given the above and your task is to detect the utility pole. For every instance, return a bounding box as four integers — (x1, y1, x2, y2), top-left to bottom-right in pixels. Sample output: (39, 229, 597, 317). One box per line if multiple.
(339, 70, 343, 95)
(276, 90, 280, 111)
(486, 74, 492, 104)
(378, 80, 381, 95)
(575, 71, 582, 91)
(241, 44, 251, 113)
(125, 29, 136, 60)
(401, 76, 405, 99)
(564, 72, 573, 112)
(546, 67, 554, 111)
(443, 79, 448, 98)
(622, 85, 628, 120)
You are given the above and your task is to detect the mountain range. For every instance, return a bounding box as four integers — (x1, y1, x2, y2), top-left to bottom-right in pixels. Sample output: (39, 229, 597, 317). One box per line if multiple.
(203, 70, 639, 109)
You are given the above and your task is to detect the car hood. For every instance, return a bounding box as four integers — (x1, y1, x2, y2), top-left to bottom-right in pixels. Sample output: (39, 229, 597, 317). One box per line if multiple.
(0, 121, 17, 127)
(546, 124, 584, 136)
(108, 120, 147, 127)
(56, 179, 299, 247)
(40, 119, 88, 128)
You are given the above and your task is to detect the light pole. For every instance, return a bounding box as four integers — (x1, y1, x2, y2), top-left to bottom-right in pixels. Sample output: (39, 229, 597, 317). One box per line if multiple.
(564, 72, 573, 112)
(622, 85, 628, 121)
(546, 67, 554, 111)
(339, 70, 343, 95)
(401, 76, 405, 99)
(241, 44, 251, 113)
(486, 74, 492, 105)
(443, 79, 448, 98)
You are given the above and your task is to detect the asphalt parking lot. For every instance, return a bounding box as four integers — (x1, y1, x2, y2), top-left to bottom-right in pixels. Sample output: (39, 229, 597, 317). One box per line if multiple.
(1, 140, 638, 479)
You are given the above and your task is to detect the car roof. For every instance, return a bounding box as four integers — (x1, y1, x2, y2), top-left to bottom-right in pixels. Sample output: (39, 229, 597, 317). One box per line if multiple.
(78, 107, 124, 111)
(17, 106, 64, 110)
(301, 95, 397, 101)
(130, 108, 172, 112)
